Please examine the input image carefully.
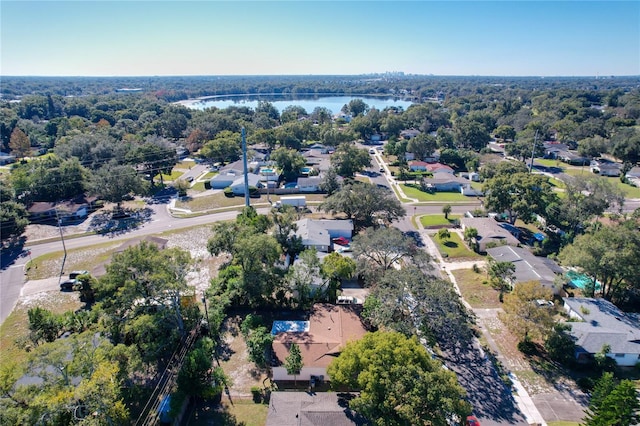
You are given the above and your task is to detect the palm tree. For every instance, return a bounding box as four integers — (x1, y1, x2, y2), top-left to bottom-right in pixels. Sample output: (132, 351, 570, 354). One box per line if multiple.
(442, 204, 452, 220)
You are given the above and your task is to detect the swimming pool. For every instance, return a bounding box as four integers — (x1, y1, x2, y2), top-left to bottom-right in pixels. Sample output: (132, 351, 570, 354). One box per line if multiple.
(566, 270, 601, 291)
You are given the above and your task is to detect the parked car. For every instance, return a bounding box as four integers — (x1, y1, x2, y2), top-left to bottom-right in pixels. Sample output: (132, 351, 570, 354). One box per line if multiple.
(332, 236, 350, 246)
(185, 176, 194, 182)
(466, 415, 480, 426)
(60, 279, 79, 291)
(69, 270, 88, 280)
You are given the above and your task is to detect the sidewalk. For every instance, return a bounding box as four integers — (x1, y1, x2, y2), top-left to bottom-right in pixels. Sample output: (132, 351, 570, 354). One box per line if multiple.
(415, 219, 547, 426)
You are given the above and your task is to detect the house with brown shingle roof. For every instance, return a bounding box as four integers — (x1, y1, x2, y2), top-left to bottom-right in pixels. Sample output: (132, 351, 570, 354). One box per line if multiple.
(266, 392, 369, 426)
(271, 304, 367, 381)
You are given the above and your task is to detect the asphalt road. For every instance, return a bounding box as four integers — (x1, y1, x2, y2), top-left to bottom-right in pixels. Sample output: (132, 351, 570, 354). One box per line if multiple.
(0, 204, 267, 325)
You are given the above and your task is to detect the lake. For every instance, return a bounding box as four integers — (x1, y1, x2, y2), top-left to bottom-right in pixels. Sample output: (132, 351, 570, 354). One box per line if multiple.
(178, 94, 415, 114)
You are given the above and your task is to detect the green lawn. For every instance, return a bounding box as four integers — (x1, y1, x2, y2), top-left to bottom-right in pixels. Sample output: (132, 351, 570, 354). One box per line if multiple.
(561, 170, 640, 198)
(186, 399, 268, 426)
(433, 232, 482, 260)
(401, 185, 476, 202)
(452, 268, 501, 309)
(160, 170, 184, 181)
(419, 214, 461, 227)
(535, 158, 566, 168)
(176, 159, 196, 169)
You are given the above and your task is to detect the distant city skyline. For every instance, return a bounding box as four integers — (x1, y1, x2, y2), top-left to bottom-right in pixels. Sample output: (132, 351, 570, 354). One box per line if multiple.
(1, 1, 638, 77)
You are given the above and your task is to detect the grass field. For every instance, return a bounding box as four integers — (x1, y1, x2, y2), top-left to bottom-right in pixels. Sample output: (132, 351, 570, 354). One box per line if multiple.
(186, 399, 269, 426)
(401, 185, 474, 202)
(561, 169, 640, 198)
(419, 214, 461, 227)
(160, 170, 185, 181)
(452, 268, 501, 309)
(536, 159, 566, 168)
(433, 232, 481, 260)
(0, 292, 83, 369)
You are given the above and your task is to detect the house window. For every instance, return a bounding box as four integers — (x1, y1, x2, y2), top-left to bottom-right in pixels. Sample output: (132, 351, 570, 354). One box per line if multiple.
(614, 353, 625, 358)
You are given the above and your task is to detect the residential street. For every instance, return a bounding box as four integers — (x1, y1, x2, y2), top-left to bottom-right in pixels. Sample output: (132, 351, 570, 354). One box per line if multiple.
(0, 156, 591, 425)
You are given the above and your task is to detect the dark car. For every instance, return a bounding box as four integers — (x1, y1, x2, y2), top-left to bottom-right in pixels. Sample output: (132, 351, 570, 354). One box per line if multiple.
(60, 279, 78, 291)
(69, 270, 88, 280)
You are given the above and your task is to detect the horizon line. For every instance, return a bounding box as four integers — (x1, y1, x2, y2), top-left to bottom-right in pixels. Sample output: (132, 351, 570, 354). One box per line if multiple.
(2, 73, 640, 79)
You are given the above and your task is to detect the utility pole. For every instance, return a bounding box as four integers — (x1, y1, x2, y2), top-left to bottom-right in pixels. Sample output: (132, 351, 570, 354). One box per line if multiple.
(241, 127, 250, 208)
(55, 208, 67, 285)
(528, 129, 539, 174)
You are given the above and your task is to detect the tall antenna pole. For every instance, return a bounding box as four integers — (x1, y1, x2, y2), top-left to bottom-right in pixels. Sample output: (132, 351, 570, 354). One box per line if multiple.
(528, 129, 539, 174)
(241, 127, 250, 207)
(55, 208, 67, 285)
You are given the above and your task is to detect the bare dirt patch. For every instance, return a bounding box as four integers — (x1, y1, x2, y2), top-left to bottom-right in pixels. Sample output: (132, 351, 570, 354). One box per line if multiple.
(216, 315, 269, 397)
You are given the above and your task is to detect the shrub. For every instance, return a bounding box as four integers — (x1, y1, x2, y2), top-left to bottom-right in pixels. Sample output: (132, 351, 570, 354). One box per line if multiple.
(204, 180, 211, 190)
(517, 339, 537, 355)
(472, 264, 481, 273)
(223, 187, 233, 197)
(251, 386, 263, 403)
(577, 376, 595, 392)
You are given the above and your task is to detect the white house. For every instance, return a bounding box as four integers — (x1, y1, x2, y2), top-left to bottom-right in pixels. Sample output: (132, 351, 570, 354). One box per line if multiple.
(230, 174, 263, 195)
(563, 297, 640, 366)
(590, 159, 622, 177)
(422, 172, 469, 192)
(210, 169, 244, 189)
(271, 304, 367, 381)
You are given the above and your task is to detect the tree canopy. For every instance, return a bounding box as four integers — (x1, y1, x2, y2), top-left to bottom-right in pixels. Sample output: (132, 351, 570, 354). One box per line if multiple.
(328, 331, 470, 426)
(319, 182, 405, 230)
(330, 143, 371, 178)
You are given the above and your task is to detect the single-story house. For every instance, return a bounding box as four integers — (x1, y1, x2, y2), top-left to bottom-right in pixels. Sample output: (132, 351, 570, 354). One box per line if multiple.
(486, 245, 564, 293)
(460, 171, 480, 182)
(425, 163, 454, 174)
(230, 173, 263, 195)
(422, 172, 469, 192)
(259, 166, 280, 182)
(408, 160, 429, 172)
(460, 217, 520, 252)
(295, 219, 354, 252)
(0, 151, 16, 165)
(210, 169, 245, 189)
(28, 196, 98, 223)
(308, 143, 330, 154)
(271, 304, 367, 381)
(297, 177, 322, 193)
(625, 166, 640, 179)
(400, 129, 421, 140)
(563, 297, 640, 366)
(590, 159, 622, 177)
(266, 392, 368, 426)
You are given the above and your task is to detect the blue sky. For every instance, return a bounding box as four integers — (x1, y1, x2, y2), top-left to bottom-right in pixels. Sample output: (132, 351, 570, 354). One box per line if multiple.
(1, 1, 638, 76)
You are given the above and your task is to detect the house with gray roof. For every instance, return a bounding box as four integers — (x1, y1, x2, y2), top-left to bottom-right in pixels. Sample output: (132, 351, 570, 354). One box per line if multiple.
(230, 173, 263, 195)
(209, 168, 245, 189)
(486, 245, 563, 293)
(297, 177, 322, 192)
(563, 297, 640, 366)
(295, 219, 353, 252)
(266, 392, 368, 426)
(460, 217, 520, 252)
